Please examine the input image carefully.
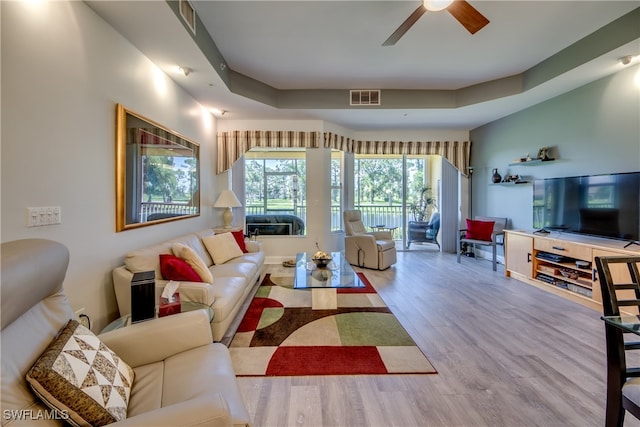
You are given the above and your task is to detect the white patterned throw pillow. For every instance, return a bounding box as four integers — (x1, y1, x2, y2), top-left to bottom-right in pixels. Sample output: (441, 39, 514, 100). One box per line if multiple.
(202, 232, 244, 265)
(26, 320, 135, 427)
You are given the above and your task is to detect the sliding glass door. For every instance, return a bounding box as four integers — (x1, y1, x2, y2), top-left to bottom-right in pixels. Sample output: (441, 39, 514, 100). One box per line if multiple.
(354, 154, 439, 249)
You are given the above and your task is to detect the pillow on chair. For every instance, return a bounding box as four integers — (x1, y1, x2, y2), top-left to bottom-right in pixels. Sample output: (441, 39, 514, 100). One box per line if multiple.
(465, 219, 495, 241)
(26, 319, 134, 427)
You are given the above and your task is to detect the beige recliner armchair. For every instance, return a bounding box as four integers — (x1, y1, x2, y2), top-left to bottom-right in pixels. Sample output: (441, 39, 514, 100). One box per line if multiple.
(343, 210, 397, 270)
(1, 239, 251, 427)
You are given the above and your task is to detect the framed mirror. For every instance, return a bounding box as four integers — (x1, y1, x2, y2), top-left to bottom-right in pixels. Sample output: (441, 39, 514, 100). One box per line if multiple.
(116, 104, 200, 231)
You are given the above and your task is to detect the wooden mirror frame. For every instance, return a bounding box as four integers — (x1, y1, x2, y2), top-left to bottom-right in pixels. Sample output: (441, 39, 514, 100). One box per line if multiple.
(116, 104, 200, 231)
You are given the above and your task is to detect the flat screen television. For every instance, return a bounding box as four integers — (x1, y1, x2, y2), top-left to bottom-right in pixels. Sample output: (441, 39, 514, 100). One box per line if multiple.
(533, 172, 640, 242)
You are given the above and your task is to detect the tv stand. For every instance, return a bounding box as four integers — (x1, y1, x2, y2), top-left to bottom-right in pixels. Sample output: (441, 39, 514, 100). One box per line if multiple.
(505, 230, 640, 311)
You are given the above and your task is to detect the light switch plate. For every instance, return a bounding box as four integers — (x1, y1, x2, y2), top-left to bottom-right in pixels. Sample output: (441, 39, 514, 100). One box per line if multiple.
(27, 206, 62, 227)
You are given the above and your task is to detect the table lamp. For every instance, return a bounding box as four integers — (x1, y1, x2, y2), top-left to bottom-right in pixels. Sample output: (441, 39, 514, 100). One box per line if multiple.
(214, 190, 242, 228)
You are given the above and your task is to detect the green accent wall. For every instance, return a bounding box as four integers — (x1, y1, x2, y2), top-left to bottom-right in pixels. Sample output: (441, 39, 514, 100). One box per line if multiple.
(470, 65, 640, 230)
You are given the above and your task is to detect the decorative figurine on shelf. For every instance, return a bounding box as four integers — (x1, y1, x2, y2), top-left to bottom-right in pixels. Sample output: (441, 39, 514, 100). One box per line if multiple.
(491, 168, 502, 183)
(537, 146, 553, 161)
(502, 174, 522, 183)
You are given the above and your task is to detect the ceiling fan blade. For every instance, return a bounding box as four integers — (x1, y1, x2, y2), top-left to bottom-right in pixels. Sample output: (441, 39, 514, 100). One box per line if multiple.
(382, 4, 427, 46)
(446, 0, 489, 35)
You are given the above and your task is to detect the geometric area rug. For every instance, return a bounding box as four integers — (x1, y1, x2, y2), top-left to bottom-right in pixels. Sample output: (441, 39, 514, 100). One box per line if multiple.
(229, 270, 437, 376)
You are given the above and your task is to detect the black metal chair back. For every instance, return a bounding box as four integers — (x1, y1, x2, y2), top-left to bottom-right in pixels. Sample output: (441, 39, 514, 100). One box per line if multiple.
(595, 256, 640, 427)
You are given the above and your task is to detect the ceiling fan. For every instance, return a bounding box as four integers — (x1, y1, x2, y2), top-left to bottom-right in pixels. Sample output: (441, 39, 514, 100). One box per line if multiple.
(382, 0, 489, 46)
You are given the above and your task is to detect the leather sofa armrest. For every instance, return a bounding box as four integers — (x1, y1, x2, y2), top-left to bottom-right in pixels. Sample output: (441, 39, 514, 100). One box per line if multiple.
(114, 265, 216, 316)
(99, 310, 213, 367)
(113, 266, 134, 316)
(370, 231, 393, 240)
(245, 240, 262, 253)
(174, 281, 216, 306)
(112, 394, 233, 427)
(345, 234, 377, 251)
(345, 234, 381, 269)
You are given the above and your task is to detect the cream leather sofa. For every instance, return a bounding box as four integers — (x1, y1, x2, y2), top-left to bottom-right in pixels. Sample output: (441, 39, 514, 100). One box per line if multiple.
(1, 239, 251, 427)
(112, 228, 266, 342)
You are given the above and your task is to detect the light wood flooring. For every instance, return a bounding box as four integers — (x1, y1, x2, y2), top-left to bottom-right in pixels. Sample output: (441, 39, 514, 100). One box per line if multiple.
(236, 250, 640, 427)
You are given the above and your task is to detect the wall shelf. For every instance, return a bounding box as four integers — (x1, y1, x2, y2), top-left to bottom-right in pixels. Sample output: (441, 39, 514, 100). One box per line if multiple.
(508, 158, 555, 167)
(493, 180, 530, 185)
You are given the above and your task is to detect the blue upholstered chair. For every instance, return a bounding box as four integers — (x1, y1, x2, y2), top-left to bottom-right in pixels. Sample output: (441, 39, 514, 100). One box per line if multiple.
(407, 212, 440, 250)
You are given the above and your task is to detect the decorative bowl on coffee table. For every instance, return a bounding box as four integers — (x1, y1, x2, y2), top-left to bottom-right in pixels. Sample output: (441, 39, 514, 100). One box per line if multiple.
(312, 257, 333, 268)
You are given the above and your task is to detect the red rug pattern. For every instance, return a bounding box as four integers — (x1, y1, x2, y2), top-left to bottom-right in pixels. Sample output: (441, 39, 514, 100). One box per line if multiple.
(229, 272, 436, 376)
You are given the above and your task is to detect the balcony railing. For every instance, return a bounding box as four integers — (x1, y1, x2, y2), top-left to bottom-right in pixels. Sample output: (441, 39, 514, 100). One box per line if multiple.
(140, 202, 198, 222)
(354, 205, 404, 230)
(247, 204, 407, 236)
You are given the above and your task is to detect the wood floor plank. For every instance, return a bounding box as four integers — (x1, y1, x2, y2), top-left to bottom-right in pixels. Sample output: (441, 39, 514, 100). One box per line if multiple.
(236, 251, 640, 426)
(287, 384, 322, 426)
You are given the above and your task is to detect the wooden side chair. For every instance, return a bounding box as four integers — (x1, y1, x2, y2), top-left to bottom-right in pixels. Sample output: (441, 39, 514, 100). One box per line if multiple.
(595, 256, 640, 427)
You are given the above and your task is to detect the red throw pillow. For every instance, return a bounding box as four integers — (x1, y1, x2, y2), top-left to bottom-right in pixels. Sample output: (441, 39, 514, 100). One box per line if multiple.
(231, 230, 248, 253)
(159, 254, 203, 282)
(466, 219, 495, 241)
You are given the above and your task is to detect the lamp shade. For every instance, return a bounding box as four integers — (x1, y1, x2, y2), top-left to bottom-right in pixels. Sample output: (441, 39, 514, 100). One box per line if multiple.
(214, 190, 242, 208)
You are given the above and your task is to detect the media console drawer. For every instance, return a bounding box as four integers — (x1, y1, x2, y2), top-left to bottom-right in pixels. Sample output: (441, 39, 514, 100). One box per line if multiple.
(534, 238, 592, 261)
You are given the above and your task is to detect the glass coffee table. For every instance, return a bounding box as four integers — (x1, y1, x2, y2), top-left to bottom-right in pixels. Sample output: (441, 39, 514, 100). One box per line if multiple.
(294, 252, 364, 309)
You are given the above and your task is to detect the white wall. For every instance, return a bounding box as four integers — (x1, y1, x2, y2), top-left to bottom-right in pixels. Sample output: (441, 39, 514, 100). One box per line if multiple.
(470, 65, 640, 231)
(1, 1, 222, 331)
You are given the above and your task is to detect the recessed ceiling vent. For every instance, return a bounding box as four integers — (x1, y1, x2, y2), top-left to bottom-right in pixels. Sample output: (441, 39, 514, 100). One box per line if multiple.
(350, 90, 381, 106)
(179, 0, 196, 35)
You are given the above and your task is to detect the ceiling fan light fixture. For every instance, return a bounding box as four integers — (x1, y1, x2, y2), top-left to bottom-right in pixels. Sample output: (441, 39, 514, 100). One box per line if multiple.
(423, 0, 454, 12)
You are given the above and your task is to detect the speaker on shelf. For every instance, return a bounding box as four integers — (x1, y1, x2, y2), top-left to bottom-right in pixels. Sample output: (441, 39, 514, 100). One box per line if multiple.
(131, 270, 155, 323)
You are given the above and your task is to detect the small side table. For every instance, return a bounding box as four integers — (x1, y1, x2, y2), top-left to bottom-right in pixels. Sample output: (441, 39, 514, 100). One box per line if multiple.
(370, 225, 399, 238)
(100, 301, 214, 334)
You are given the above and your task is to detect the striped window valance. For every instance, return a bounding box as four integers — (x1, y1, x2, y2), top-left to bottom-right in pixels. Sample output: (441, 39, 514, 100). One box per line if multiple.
(131, 128, 175, 146)
(324, 132, 471, 176)
(217, 131, 320, 173)
(217, 130, 470, 176)
(132, 128, 198, 156)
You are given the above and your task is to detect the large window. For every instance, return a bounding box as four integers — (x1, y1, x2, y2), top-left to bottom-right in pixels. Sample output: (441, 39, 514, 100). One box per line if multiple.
(244, 149, 306, 235)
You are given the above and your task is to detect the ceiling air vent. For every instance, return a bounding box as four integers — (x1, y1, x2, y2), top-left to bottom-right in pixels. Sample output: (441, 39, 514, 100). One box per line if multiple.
(179, 0, 196, 34)
(350, 90, 380, 106)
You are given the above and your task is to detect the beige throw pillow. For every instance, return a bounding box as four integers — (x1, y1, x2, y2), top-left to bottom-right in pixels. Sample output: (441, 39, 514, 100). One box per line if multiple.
(26, 320, 135, 427)
(202, 233, 244, 265)
(172, 243, 213, 283)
